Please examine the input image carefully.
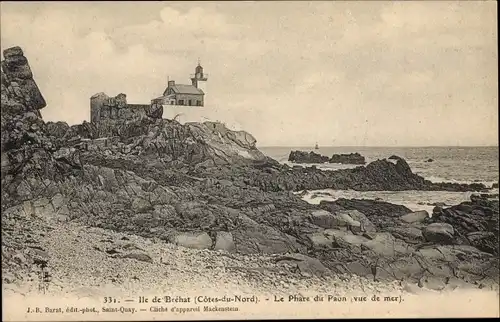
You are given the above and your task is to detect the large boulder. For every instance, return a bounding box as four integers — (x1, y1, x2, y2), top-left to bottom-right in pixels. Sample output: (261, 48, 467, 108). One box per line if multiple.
(332, 211, 361, 228)
(320, 198, 413, 230)
(343, 209, 377, 233)
(310, 210, 337, 229)
(400, 210, 429, 223)
(422, 223, 455, 244)
(170, 232, 213, 250)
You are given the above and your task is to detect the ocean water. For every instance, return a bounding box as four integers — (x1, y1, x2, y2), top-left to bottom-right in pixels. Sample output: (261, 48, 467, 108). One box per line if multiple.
(259, 146, 499, 213)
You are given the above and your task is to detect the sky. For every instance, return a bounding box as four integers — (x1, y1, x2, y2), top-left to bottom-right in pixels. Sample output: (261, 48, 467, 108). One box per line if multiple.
(1, 1, 498, 147)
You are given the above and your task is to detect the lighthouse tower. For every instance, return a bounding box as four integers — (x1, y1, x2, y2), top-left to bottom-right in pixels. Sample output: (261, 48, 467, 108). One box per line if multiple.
(191, 60, 208, 97)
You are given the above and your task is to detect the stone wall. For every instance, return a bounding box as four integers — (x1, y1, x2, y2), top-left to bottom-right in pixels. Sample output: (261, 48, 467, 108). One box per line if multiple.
(90, 92, 163, 124)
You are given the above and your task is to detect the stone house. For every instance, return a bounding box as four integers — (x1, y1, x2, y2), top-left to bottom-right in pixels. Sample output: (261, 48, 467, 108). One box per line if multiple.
(155, 80, 204, 106)
(152, 62, 208, 107)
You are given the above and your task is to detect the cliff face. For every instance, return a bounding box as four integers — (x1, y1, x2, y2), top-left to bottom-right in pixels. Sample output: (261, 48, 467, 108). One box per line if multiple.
(0, 47, 46, 114)
(1, 47, 83, 210)
(1, 46, 46, 152)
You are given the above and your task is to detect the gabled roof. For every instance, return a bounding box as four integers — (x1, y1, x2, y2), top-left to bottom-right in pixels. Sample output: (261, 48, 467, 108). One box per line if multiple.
(166, 84, 204, 95)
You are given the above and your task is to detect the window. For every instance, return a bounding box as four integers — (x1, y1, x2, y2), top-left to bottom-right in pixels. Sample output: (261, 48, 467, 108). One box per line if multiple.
(197, 100, 202, 106)
(178, 100, 184, 105)
(188, 100, 192, 106)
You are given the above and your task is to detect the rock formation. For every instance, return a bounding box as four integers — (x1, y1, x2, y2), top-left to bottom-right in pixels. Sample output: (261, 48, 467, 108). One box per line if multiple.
(288, 150, 329, 163)
(1, 47, 83, 210)
(211, 155, 488, 193)
(429, 194, 499, 256)
(329, 152, 366, 164)
(2, 46, 498, 293)
(289, 151, 367, 165)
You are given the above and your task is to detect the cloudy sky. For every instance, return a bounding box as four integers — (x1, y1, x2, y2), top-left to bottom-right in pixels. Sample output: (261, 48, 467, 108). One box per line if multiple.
(1, 1, 497, 146)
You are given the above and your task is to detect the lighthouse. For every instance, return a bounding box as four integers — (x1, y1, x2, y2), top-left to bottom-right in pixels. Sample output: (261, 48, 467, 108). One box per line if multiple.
(191, 60, 208, 96)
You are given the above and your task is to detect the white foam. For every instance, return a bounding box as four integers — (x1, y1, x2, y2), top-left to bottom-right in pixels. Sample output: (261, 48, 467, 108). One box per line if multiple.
(285, 161, 361, 171)
(423, 176, 499, 188)
(297, 189, 488, 215)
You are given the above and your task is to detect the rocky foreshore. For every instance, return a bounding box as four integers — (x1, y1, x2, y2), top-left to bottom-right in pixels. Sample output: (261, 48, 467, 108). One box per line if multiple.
(2, 47, 498, 296)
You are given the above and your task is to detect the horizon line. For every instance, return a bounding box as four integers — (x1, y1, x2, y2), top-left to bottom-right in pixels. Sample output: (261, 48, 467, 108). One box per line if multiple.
(257, 145, 500, 148)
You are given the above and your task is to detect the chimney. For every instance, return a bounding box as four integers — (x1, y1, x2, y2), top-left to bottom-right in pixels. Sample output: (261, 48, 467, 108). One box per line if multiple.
(168, 80, 175, 87)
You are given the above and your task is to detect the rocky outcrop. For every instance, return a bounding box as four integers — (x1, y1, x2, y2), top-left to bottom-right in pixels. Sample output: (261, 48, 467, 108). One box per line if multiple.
(308, 197, 499, 288)
(1, 47, 83, 210)
(329, 152, 366, 164)
(289, 151, 366, 165)
(46, 114, 266, 168)
(429, 194, 499, 256)
(1, 47, 46, 114)
(204, 155, 488, 193)
(288, 150, 329, 163)
(400, 210, 429, 224)
(422, 223, 455, 244)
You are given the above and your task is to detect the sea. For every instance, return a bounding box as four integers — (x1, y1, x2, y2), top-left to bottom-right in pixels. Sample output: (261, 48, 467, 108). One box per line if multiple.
(259, 146, 499, 214)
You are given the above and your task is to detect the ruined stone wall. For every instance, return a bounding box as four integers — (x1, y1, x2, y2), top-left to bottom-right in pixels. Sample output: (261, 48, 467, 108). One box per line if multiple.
(90, 93, 163, 124)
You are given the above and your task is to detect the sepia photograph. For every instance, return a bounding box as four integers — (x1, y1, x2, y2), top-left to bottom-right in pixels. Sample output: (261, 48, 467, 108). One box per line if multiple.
(1, 1, 499, 320)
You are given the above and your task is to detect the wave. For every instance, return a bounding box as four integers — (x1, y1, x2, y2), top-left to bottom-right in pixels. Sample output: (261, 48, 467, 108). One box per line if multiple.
(284, 161, 363, 171)
(297, 188, 499, 216)
(422, 176, 498, 188)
